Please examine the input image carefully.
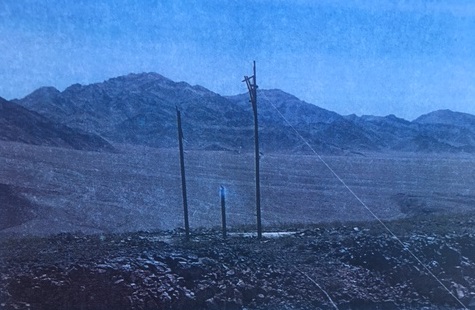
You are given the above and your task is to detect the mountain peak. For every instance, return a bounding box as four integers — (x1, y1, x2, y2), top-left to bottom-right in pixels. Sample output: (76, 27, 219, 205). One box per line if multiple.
(99, 72, 215, 97)
(64, 83, 83, 92)
(414, 109, 475, 128)
(23, 86, 60, 99)
(17, 86, 62, 109)
(258, 89, 300, 101)
(107, 72, 172, 83)
(360, 114, 410, 124)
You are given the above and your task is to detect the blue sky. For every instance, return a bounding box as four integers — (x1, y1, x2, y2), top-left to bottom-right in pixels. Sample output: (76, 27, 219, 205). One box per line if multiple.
(1, 0, 474, 120)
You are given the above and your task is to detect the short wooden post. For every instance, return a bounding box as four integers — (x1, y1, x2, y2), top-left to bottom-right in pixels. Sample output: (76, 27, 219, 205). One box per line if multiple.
(220, 186, 227, 239)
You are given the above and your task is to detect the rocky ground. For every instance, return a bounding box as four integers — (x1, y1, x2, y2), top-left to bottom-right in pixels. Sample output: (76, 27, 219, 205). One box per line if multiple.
(1, 212, 475, 310)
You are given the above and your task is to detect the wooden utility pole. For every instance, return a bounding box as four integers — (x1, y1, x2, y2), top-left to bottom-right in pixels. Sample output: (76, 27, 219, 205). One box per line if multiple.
(243, 61, 262, 238)
(176, 107, 190, 240)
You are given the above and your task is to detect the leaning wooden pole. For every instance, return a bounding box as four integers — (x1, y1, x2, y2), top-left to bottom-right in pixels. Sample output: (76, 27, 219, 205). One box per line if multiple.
(176, 107, 190, 240)
(243, 61, 262, 238)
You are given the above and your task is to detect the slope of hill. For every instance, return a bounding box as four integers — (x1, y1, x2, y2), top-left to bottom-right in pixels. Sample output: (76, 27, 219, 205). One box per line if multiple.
(0, 97, 114, 151)
(344, 114, 416, 150)
(227, 89, 342, 126)
(226, 90, 376, 152)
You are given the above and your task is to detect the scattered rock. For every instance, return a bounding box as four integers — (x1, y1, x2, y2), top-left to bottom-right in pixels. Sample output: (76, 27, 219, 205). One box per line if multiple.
(1, 222, 475, 309)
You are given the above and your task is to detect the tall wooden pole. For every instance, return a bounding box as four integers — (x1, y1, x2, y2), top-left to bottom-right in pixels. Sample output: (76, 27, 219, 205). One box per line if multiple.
(243, 61, 262, 238)
(176, 107, 190, 240)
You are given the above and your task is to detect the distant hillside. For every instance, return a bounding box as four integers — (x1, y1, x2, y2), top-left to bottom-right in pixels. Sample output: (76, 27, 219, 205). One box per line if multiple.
(345, 113, 475, 152)
(0, 97, 114, 151)
(14, 73, 475, 154)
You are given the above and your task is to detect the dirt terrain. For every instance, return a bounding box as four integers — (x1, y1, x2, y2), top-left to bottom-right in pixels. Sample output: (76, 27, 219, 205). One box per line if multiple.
(1, 141, 474, 235)
(1, 213, 475, 309)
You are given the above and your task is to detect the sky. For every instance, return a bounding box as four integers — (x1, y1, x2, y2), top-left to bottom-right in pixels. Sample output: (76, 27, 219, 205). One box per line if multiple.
(0, 0, 474, 120)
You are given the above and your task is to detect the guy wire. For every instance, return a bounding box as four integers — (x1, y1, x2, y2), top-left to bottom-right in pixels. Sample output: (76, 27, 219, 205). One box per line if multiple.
(260, 91, 468, 310)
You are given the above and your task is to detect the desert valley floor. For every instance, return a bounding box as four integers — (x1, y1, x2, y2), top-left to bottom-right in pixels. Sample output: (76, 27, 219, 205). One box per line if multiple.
(1, 141, 474, 235)
(1, 141, 475, 309)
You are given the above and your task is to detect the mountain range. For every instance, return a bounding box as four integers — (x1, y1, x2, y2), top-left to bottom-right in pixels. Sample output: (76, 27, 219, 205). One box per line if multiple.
(6, 72, 475, 154)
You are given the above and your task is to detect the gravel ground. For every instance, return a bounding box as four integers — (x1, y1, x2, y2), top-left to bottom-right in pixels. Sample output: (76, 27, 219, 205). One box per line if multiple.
(1, 212, 475, 310)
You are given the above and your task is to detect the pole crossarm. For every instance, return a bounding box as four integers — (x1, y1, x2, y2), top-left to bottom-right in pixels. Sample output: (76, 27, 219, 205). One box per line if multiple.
(243, 75, 257, 105)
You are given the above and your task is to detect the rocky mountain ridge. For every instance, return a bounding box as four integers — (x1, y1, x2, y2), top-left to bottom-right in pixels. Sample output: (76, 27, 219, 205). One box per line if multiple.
(12, 72, 475, 153)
